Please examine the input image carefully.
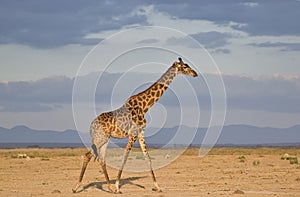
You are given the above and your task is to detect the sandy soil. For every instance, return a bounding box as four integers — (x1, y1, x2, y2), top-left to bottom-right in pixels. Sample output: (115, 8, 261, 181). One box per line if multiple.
(0, 147, 300, 196)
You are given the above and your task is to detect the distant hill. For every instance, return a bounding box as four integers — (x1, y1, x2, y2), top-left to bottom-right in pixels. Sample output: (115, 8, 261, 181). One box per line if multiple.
(0, 125, 89, 144)
(0, 124, 299, 147)
(143, 124, 300, 147)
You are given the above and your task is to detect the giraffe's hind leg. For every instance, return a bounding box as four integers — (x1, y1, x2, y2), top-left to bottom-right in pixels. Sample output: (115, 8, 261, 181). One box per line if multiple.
(72, 150, 93, 193)
(96, 141, 115, 193)
(73, 125, 110, 193)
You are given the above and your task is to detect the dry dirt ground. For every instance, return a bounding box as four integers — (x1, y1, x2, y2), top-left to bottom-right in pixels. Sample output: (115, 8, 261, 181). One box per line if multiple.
(0, 147, 300, 196)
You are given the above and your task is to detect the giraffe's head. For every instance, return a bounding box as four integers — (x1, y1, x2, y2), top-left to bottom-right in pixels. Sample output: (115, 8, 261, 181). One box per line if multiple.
(173, 57, 198, 77)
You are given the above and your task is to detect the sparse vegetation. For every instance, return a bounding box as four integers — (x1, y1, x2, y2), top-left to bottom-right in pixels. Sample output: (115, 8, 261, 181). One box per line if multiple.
(183, 148, 199, 156)
(10, 155, 18, 158)
(253, 160, 260, 166)
(0, 148, 85, 158)
(135, 154, 145, 160)
(1, 147, 300, 195)
(233, 189, 245, 194)
(289, 157, 298, 164)
(184, 147, 300, 156)
(1, 147, 300, 159)
(238, 155, 246, 162)
(280, 154, 298, 164)
(41, 157, 50, 161)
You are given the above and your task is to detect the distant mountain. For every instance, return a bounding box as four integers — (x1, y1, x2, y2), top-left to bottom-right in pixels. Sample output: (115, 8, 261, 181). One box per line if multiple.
(216, 124, 300, 145)
(143, 124, 300, 147)
(0, 124, 299, 147)
(0, 125, 89, 144)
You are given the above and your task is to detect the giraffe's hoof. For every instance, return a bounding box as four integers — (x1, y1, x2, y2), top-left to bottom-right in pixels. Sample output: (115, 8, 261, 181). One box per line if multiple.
(152, 187, 162, 192)
(72, 185, 80, 193)
(114, 190, 122, 194)
(108, 186, 116, 193)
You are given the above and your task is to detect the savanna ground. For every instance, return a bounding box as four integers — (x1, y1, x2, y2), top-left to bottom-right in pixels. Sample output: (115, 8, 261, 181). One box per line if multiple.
(0, 147, 300, 196)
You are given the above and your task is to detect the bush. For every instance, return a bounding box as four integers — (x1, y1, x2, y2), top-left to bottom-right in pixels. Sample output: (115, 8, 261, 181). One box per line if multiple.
(238, 156, 246, 162)
(289, 157, 298, 165)
(41, 157, 50, 161)
(253, 160, 260, 166)
(281, 155, 298, 164)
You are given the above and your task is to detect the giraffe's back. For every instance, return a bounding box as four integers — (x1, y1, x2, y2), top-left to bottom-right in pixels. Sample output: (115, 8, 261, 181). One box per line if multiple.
(94, 110, 129, 139)
(94, 101, 146, 140)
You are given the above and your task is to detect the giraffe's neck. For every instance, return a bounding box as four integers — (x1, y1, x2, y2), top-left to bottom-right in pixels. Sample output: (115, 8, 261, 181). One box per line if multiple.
(131, 66, 178, 113)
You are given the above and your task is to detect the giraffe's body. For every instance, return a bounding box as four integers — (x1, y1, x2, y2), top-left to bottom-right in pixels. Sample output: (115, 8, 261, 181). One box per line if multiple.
(72, 58, 198, 193)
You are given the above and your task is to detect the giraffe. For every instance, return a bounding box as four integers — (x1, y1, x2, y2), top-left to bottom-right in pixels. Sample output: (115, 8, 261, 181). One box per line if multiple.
(72, 57, 198, 194)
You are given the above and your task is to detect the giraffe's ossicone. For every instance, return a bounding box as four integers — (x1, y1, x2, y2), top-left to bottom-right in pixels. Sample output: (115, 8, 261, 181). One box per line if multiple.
(72, 57, 198, 194)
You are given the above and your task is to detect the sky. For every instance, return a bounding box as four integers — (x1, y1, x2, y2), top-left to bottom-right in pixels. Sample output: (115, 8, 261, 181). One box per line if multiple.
(0, 1, 300, 132)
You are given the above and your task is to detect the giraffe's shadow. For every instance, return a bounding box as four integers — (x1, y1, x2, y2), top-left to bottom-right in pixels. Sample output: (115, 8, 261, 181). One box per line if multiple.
(77, 176, 147, 193)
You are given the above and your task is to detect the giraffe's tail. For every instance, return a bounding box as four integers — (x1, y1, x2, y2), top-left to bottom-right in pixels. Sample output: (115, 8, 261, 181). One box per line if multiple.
(89, 119, 95, 138)
(89, 119, 100, 161)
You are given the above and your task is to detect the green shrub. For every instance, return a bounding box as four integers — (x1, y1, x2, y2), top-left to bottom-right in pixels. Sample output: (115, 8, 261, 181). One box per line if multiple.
(41, 157, 50, 161)
(238, 155, 246, 162)
(289, 157, 298, 165)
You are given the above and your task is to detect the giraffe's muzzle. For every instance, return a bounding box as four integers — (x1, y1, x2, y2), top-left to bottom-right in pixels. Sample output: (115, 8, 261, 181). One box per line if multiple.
(191, 70, 198, 77)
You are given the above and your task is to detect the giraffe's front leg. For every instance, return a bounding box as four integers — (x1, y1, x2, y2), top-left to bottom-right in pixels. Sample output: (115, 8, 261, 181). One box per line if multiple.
(115, 135, 137, 194)
(138, 137, 162, 192)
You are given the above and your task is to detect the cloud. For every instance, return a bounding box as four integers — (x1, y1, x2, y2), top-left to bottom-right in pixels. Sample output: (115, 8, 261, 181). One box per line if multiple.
(0, 0, 147, 48)
(248, 42, 300, 51)
(165, 36, 197, 48)
(152, 1, 300, 36)
(0, 72, 158, 112)
(136, 38, 160, 45)
(223, 74, 300, 113)
(0, 102, 61, 112)
(1, 1, 299, 49)
(190, 31, 233, 48)
(0, 76, 73, 112)
(241, 2, 259, 8)
(165, 31, 232, 53)
(212, 48, 231, 54)
(1, 71, 300, 113)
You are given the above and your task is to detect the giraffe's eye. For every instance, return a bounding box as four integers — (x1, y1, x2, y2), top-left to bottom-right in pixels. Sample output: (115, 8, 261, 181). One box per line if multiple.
(184, 64, 190, 68)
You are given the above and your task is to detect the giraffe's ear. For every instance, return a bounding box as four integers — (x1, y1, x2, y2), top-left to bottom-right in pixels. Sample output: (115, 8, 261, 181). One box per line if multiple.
(174, 61, 182, 68)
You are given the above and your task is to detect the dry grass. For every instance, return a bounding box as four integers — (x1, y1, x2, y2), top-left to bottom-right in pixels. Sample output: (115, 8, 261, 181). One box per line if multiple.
(1, 147, 300, 158)
(1, 147, 300, 196)
(183, 147, 300, 156)
(0, 148, 85, 159)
